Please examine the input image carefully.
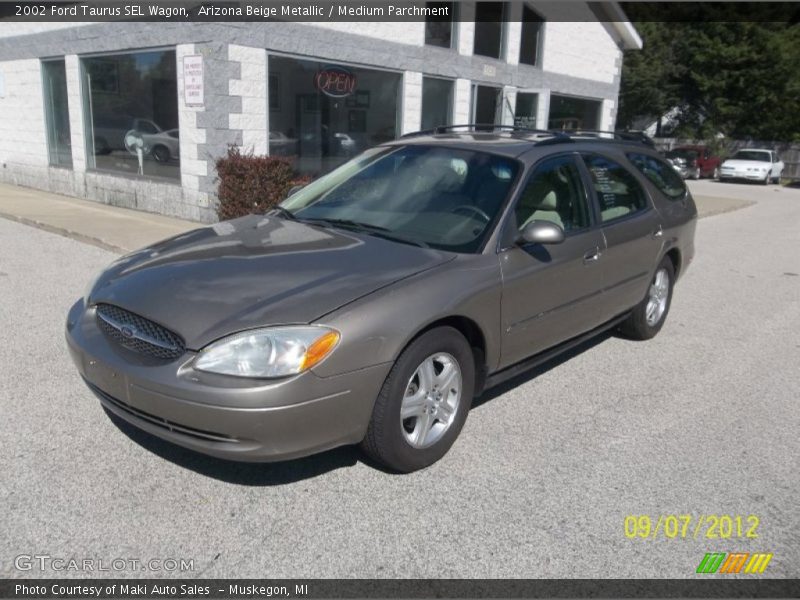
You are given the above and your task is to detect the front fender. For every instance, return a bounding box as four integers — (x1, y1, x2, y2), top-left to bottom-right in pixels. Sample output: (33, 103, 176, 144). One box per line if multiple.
(311, 254, 503, 378)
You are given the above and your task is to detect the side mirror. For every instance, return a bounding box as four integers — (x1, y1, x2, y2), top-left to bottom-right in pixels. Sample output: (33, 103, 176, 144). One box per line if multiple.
(287, 184, 304, 198)
(517, 220, 565, 245)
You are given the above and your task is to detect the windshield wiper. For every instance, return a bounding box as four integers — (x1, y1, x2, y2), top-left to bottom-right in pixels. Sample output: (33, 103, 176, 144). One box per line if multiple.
(298, 218, 428, 248)
(267, 206, 296, 221)
(298, 217, 390, 232)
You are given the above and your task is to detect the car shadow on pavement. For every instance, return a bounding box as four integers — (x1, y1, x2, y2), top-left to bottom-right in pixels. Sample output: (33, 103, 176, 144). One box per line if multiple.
(472, 331, 614, 410)
(104, 408, 363, 485)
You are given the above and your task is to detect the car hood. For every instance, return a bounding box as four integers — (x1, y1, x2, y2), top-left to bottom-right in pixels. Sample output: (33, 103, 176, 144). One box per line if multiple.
(90, 215, 455, 349)
(722, 159, 770, 169)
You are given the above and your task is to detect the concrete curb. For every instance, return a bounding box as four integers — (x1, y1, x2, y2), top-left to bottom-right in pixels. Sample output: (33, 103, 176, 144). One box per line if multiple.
(0, 211, 127, 254)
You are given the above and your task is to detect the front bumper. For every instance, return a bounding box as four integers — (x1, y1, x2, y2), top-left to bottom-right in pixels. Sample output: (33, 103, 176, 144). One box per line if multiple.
(719, 170, 769, 181)
(65, 300, 392, 462)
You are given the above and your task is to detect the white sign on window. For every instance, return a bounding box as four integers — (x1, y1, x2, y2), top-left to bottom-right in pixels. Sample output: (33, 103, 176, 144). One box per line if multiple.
(183, 55, 204, 107)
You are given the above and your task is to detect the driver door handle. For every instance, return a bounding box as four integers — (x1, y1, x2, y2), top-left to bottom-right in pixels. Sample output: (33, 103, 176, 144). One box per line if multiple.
(583, 247, 601, 264)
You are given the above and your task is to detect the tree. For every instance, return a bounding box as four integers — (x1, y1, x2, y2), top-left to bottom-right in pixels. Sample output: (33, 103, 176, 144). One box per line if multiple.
(618, 21, 800, 141)
(616, 22, 684, 135)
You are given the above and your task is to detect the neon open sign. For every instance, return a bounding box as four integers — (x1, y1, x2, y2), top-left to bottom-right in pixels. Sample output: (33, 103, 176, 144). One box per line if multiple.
(314, 66, 357, 98)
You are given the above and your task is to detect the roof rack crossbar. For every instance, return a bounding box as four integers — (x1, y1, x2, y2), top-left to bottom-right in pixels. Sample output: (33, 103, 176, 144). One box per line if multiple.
(398, 125, 653, 148)
(401, 124, 571, 139)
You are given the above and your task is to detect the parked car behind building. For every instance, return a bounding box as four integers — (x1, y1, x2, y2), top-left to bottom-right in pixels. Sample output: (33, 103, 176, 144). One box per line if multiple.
(719, 149, 784, 184)
(673, 145, 721, 179)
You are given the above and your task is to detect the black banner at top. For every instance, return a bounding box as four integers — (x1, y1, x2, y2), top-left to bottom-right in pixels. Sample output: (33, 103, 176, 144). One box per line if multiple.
(1, 1, 800, 22)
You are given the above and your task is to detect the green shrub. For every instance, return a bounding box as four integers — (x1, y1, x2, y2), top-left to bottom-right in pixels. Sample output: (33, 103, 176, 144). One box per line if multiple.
(215, 146, 310, 221)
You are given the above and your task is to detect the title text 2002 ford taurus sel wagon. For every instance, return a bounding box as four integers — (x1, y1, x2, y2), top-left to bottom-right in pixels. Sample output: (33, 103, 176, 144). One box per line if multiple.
(66, 127, 697, 472)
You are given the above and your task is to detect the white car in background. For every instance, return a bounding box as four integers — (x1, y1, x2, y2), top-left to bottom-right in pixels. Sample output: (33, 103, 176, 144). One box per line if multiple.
(719, 149, 784, 184)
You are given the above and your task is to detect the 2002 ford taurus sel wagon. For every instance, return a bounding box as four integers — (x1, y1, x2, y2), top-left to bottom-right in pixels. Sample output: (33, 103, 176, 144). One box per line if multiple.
(66, 126, 697, 472)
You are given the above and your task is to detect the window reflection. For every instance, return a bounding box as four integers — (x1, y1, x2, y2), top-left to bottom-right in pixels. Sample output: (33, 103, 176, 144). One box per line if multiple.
(268, 56, 401, 177)
(42, 60, 72, 168)
(83, 50, 180, 181)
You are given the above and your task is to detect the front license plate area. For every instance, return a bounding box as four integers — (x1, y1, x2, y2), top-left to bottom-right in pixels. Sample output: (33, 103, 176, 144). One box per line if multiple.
(84, 356, 127, 401)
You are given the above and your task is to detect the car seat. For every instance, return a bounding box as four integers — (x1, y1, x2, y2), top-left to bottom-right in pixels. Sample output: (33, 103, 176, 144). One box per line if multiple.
(516, 177, 564, 230)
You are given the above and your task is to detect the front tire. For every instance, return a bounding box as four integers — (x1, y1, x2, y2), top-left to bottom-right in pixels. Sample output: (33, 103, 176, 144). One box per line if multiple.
(361, 327, 475, 473)
(152, 145, 170, 163)
(618, 257, 675, 340)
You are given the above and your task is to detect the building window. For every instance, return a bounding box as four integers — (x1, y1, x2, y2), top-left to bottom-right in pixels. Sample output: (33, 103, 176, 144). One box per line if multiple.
(472, 84, 501, 125)
(42, 59, 72, 168)
(421, 77, 454, 130)
(268, 55, 401, 177)
(514, 92, 538, 128)
(474, 2, 507, 59)
(82, 50, 180, 181)
(519, 6, 544, 66)
(548, 94, 602, 130)
(425, 2, 457, 48)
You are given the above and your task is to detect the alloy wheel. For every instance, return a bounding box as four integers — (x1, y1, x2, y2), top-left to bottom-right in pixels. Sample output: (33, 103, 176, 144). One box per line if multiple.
(645, 268, 670, 327)
(400, 353, 462, 449)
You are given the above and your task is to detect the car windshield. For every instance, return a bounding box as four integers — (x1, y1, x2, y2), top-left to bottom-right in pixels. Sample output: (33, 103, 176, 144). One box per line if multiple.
(732, 150, 771, 162)
(280, 145, 520, 253)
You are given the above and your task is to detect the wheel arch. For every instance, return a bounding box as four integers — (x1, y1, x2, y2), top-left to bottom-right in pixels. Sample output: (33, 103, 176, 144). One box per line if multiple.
(664, 247, 682, 278)
(407, 315, 489, 396)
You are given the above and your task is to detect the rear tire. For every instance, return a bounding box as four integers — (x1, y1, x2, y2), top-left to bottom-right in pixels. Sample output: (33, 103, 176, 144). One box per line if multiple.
(618, 256, 675, 341)
(361, 327, 475, 473)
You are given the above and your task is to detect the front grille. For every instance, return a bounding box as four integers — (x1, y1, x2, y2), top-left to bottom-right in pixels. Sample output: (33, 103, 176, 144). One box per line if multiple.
(95, 303, 185, 360)
(86, 379, 238, 444)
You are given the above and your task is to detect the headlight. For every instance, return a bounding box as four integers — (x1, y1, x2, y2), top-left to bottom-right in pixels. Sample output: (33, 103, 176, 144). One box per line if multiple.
(193, 326, 340, 378)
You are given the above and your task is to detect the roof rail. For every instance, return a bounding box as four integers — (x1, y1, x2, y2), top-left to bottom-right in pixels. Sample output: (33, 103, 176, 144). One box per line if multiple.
(401, 124, 568, 139)
(397, 125, 653, 148)
(544, 129, 656, 148)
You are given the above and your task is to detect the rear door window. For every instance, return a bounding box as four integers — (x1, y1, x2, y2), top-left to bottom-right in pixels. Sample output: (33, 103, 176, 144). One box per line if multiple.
(626, 152, 687, 201)
(581, 154, 649, 223)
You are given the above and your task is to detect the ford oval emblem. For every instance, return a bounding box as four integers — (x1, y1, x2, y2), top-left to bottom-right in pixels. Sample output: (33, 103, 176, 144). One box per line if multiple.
(120, 326, 135, 339)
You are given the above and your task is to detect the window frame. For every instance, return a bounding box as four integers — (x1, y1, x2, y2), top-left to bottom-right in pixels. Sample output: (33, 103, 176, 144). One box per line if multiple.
(424, 2, 459, 49)
(473, 2, 509, 60)
(578, 152, 654, 226)
(421, 75, 455, 130)
(518, 5, 545, 67)
(501, 152, 596, 249)
(266, 51, 404, 166)
(79, 47, 181, 183)
(625, 151, 688, 203)
(41, 57, 73, 169)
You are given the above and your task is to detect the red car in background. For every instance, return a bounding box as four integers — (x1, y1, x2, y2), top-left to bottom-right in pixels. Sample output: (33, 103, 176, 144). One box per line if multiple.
(667, 145, 722, 179)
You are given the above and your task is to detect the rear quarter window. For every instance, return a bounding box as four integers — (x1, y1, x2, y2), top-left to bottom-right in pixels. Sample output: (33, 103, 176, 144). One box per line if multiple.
(581, 153, 649, 223)
(627, 152, 687, 201)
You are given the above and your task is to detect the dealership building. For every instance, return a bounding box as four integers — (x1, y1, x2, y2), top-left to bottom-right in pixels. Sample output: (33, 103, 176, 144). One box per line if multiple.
(0, 3, 641, 222)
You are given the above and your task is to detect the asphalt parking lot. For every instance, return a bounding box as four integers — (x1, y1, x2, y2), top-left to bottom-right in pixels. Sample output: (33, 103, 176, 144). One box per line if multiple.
(1, 180, 798, 579)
